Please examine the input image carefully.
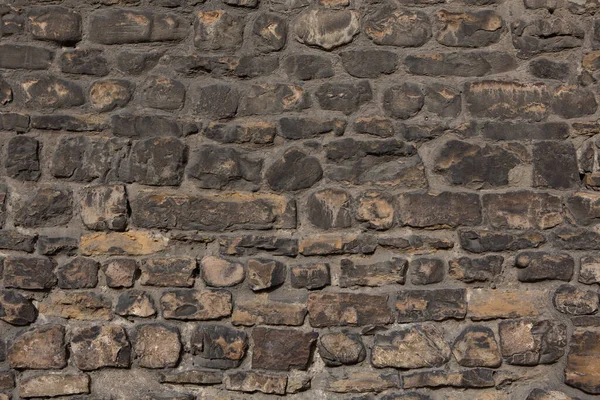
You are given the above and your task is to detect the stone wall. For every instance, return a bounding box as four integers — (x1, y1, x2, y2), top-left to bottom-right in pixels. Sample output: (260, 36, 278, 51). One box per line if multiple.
(0, 0, 599, 398)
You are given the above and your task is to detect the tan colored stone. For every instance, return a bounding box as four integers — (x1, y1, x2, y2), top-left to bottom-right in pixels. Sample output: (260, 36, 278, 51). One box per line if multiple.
(19, 374, 89, 398)
(467, 289, 543, 320)
(80, 231, 169, 256)
(39, 291, 112, 321)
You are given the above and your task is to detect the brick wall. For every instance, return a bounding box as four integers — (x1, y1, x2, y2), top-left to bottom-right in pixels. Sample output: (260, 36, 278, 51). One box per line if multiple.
(0, 0, 598, 399)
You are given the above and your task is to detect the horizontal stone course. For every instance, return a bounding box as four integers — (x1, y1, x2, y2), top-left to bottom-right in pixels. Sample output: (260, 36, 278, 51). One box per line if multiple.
(0, 1, 596, 398)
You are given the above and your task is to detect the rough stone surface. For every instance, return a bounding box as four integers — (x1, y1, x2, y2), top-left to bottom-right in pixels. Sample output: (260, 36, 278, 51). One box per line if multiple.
(0, 3, 598, 399)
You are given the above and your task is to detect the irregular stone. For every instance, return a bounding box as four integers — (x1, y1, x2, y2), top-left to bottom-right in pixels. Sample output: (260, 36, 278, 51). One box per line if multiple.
(326, 138, 415, 161)
(224, 371, 287, 395)
(140, 257, 196, 287)
(194, 10, 244, 51)
(234, 53, 280, 80)
(278, 117, 346, 140)
(4, 256, 56, 290)
(529, 58, 570, 80)
(200, 256, 244, 287)
(5, 136, 40, 181)
(465, 81, 549, 121)
(252, 327, 318, 370)
(115, 290, 157, 318)
(59, 48, 109, 76)
(187, 145, 262, 190)
(120, 137, 187, 186)
(340, 258, 408, 287)
(481, 121, 569, 141)
(482, 191, 563, 230)
(499, 319, 567, 365)
(160, 370, 222, 385)
(238, 84, 310, 116)
(290, 263, 330, 289)
(32, 114, 108, 132)
(396, 192, 481, 228)
(567, 192, 600, 226)
(283, 54, 334, 80)
(20, 76, 85, 109)
(396, 289, 466, 322)
(403, 368, 495, 389)
(0, 370, 14, 390)
(406, 51, 517, 77)
(71, 325, 130, 370)
(565, 327, 600, 393)
(51, 136, 128, 182)
(205, 121, 276, 145)
(308, 292, 391, 327)
(0, 44, 54, 70)
(81, 231, 169, 256)
(253, 12, 287, 52)
(341, 50, 397, 78)
(161, 289, 232, 320)
(410, 258, 445, 285)
(515, 252, 574, 282)
(512, 17, 584, 58)
(131, 191, 296, 231)
(318, 332, 365, 366)
(0, 290, 37, 326)
(355, 191, 395, 230)
(326, 371, 399, 393)
(453, 326, 501, 368)
(89, 79, 132, 112)
(434, 140, 519, 188)
(57, 257, 99, 289)
(294, 8, 359, 50)
(0, 231, 35, 253)
(246, 258, 286, 291)
(552, 227, 600, 250)
(372, 324, 451, 369)
(299, 233, 377, 256)
(467, 289, 543, 320)
(232, 299, 307, 326)
(14, 187, 72, 228)
(354, 116, 394, 137)
(306, 189, 352, 229)
(219, 235, 298, 257)
(266, 148, 322, 191)
(8, 324, 66, 369)
(364, 5, 431, 47)
(191, 325, 247, 369)
(383, 83, 425, 119)
(426, 83, 462, 118)
(552, 86, 597, 119)
(28, 6, 82, 44)
(435, 10, 504, 47)
(39, 291, 112, 321)
(141, 75, 185, 110)
(134, 324, 181, 368)
(580, 256, 600, 284)
(526, 389, 582, 400)
(553, 284, 598, 315)
(80, 185, 128, 231)
(89, 9, 188, 44)
(112, 114, 192, 138)
(449, 255, 504, 282)
(116, 50, 162, 75)
(533, 141, 579, 189)
(19, 374, 89, 398)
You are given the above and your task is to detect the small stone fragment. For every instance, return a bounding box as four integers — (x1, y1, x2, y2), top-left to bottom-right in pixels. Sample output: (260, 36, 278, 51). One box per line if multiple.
(247, 258, 286, 291)
(140, 257, 196, 287)
(200, 256, 245, 287)
(191, 325, 247, 369)
(115, 290, 157, 318)
(318, 332, 365, 366)
(160, 289, 232, 320)
(452, 326, 502, 368)
(410, 258, 445, 285)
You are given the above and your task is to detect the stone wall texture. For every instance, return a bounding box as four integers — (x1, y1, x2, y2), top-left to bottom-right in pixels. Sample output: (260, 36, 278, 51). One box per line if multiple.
(1, 0, 600, 399)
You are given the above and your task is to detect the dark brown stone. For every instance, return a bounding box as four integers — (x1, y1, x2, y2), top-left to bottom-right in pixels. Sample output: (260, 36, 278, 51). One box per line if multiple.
(191, 325, 247, 369)
(71, 325, 131, 370)
(57, 257, 99, 289)
(140, 257, 196, 287)
(252, 327, 318, 371)
(499, 319, 567, 365)
(396, 289, 467, 323)
(308, 292, 391, 327)
(340, 258, 408, 287)
(8, 324, 66, 369)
